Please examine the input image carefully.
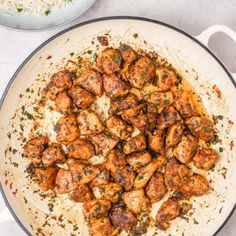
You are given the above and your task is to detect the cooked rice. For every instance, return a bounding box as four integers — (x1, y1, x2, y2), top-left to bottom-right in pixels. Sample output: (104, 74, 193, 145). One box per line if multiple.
(0, 0, 74, 15)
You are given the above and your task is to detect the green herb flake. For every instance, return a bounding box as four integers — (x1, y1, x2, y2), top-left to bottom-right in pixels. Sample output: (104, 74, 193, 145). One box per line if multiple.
(210, 164, 216, 172)
(17, 8, 23, 12)
(12, 149, 18, 154)
(70, 52, 74, 57)
(219, 147, 224, 153)
(133, 33, 138, 38)
(83, 169, 92, 175)
(137, 175, 144, 180)
(95, 204, 101, 212)
(113, 56, 121, 63)
(44, 10, 51, 16)
(193, 218, 199, 225)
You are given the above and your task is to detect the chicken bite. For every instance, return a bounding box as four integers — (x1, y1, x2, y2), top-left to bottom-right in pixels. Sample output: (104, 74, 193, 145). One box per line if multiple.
(103, 74, 130, 99)
(123, 134, 146, 154)
(55, 90, 74, 114)
(165, 123, 184, 149)
(67, 139, 94, 160)
(89, 165, 110, 187)
(76, 69, 103, 96)
(69, 184, 93, 203)
(119, 44, 138, 63)
(100, 48, 122, 74)
(148, 129, 165, 153)
(193, 147, 219, 171)
(173, 134, 198, 164)
(122, 189, 150, 214)
(126, 151, 152, 170)
(55, 114, 80, 145)
(77, 109, 105, 136)
(42, 143, 66, 167)
(106, 115, 133, 139)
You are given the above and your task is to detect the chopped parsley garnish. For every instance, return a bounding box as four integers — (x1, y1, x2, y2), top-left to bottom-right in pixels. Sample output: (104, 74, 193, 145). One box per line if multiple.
(137, 175, 144, 180)
(70, 52, 74, 56)
(17, 8, 23, 13)
(44, 10, 51, 16)
(113, 56, 121, 63)
(133, 33, 138, 38)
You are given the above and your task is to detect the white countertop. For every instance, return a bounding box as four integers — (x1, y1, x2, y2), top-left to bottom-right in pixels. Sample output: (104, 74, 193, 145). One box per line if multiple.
(0, 0, 235, 235)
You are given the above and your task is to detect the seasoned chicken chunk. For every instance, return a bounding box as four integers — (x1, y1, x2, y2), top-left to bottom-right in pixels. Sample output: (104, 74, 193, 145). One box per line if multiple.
(113, 167, 135, 191)
(89, 217, 118, 236)
(155, 198, 180, 231)
(109, 93, 139, 114)
(42, 143, 66, 167)
(173, 134, 198, 164)
(55, 169, 77, 194)
(77, 109, 105, 136)
(123, 134, 146, 154)
(69, 84, 95, 109)
(24, 136, 48, 164)
(55, 90, 74, 114)
(110, 206, 137, 232)
(120, 104, 145, 122)
(155, 66, 179, 91)
(134, 156, 166, 189)
(34, 167, 57, 191)
(148, 129, 165, 153)
(165, 123, 184, 149)
(156, 106, 182, 129)
(100, 48, 122, 74)
(174, 90, 198, 118)
(83, 199, 111, 220)
(119, 44, 138, 63)
(127, 57, 156, 88)
(69, 184, 93, 202)
(93, 182, 122, 203)
(76, 69, 103, 96)
(186, 116, 215, 142)
(193, 147, 219, 170)
(90, 169, 110, 189)
(55, 114, 80, 145)
(70, 161, 100, 185)
(67, 139, 94, 160)
(180, 203, 192, 216)
(106, 115, 133, 139)
(126, 151, 152, 170)
(90, 130, 119, 156)
(122, 189, 150, 214)
(44, 70, 73, 100)
(146, 172, 166, 203)
(105, 148, 127, 172)
(164, 157, 189, 190)
(103, 74, 130, 99)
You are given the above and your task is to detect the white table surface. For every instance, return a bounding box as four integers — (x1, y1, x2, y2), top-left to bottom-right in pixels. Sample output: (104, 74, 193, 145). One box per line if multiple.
(0, 0, 235, 235)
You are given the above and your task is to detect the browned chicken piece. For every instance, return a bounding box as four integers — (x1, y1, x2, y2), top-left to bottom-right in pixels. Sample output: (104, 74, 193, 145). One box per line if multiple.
(69, 184, 93, 203)
(123, 134, 146, 154)
(106, 115, 133, 139)
(100, 48, 122, 74)
(110, 206, 137, 232)
(185, 116, 215, 142)
(173, 134, 198, 164)
(77, 109, 105, 136)
(146, 172, 166, 203)
(24, 136, 48, 164)
(134, 156, 166, 189)
(120, 104, 145, 122)
(103, 74, 130, 99)
(44, 70, 73, 100)
(119, 44, 138, 63)
(164, 157, 190, 190)
(94, 182, 122, 203)
(70, 161, 100, 185)
(126, 151, 152, 170)
(122, 189, 150, 214)
(67, 139, 94, 160)
(76, 69, 103, 96)
(155, 198, 180, 231)
(156, 106, 182, 129)
(42, 143, 66, 167)
(180, 203, 192, 216)
(148, 129, 165, 153)
(174, 90, 198, 118)
(193, 147, 219, 170)
(132, 114, 149, 131)
(155, 66, 179, 91)
(147, 112, 158, 131)
(105, 148, 127, 172)
(127, 57, 156, 88)
(55, 114, 80, 145)
(89, 217, 118, 236)
(112, 167, 136, 191)
(68, 84, 95, 109)
(165, 123, 184, 149)
(83, 199, 111, 220)
(34, 167, 57, 191)
(55, 90, 74, 114)
(90, 130, 119, 156)
(109, 93, 139, 114)
(55, 169, 77, 194)
(90, 166, 110, 187)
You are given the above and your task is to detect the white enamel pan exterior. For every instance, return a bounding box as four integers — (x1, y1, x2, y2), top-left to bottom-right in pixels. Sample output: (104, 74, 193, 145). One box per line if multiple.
(0, 17, 236, 236)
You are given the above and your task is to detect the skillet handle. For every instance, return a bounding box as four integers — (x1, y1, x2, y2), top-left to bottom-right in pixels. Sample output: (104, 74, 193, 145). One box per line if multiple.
(196, 25, 236, 81)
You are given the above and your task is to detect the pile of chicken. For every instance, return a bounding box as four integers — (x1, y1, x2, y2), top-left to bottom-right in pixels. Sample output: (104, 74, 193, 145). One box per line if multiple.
(24, 44, 219, 235)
